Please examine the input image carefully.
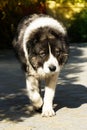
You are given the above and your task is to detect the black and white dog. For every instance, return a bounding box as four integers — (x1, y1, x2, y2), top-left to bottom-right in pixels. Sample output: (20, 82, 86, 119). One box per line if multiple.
(13, 14, 68, 117)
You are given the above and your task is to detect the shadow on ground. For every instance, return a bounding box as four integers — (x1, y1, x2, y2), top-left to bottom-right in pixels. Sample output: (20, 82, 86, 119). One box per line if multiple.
(0, 51, 35, 122)
(54, 84, 87, 112)
(0, 44, 87, 122)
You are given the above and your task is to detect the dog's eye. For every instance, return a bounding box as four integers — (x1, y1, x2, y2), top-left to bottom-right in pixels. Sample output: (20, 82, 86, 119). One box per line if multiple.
(39, 51, 46, 57)
(55, 50, 60, 56)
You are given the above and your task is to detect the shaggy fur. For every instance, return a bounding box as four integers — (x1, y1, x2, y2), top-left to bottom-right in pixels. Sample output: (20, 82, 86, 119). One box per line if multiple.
(12, 14, 68, 117)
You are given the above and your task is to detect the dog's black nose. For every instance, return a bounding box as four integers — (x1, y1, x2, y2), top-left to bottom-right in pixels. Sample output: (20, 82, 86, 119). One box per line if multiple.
(49, 65, 56, 72)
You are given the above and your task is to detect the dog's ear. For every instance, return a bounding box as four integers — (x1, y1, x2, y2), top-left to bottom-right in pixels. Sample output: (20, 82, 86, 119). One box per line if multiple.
(59, 34, 69, 65)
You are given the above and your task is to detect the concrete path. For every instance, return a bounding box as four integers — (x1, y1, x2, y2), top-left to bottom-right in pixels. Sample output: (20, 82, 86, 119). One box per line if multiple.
(0, 44, 87, 130)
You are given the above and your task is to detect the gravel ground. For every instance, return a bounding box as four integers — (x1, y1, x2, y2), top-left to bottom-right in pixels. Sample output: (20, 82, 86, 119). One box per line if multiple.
(0, 44, 87, 130)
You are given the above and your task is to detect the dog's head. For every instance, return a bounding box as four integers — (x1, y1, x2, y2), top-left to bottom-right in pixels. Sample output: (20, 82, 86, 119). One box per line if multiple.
(22, 16, 69, 76)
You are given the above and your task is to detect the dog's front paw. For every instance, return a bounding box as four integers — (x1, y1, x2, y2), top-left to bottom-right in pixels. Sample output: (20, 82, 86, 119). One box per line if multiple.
(42, 105, 56, 117)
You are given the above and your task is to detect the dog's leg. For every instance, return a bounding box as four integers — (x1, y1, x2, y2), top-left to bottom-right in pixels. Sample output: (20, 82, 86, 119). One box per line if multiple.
(26, 76, 43, 109)
(42, 73, 58, 117)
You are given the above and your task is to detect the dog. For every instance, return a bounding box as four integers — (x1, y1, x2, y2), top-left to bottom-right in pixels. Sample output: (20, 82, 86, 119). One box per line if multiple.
(12, 14, 68, 117)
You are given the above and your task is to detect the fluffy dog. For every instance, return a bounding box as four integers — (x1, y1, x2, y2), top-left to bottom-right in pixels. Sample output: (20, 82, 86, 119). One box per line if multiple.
(12, 14, 68, 117)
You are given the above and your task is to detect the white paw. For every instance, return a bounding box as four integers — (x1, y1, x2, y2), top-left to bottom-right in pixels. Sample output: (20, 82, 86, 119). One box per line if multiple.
(42, 105, 56, 117)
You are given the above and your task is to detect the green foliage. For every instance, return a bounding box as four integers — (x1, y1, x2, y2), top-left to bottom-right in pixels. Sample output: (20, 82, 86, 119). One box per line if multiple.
(0, 0, 46, 48)
(68, 9, 87, 42)
(0, 0, 87, 49)
(56, 0, 87, 3)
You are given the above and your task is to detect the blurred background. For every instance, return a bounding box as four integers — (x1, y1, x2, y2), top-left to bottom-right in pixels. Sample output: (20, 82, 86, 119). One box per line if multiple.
(0, 0, 87, 49)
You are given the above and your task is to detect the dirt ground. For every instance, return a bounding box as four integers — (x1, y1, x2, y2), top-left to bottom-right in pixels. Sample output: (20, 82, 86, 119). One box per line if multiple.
(0, 44, 87, 130)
